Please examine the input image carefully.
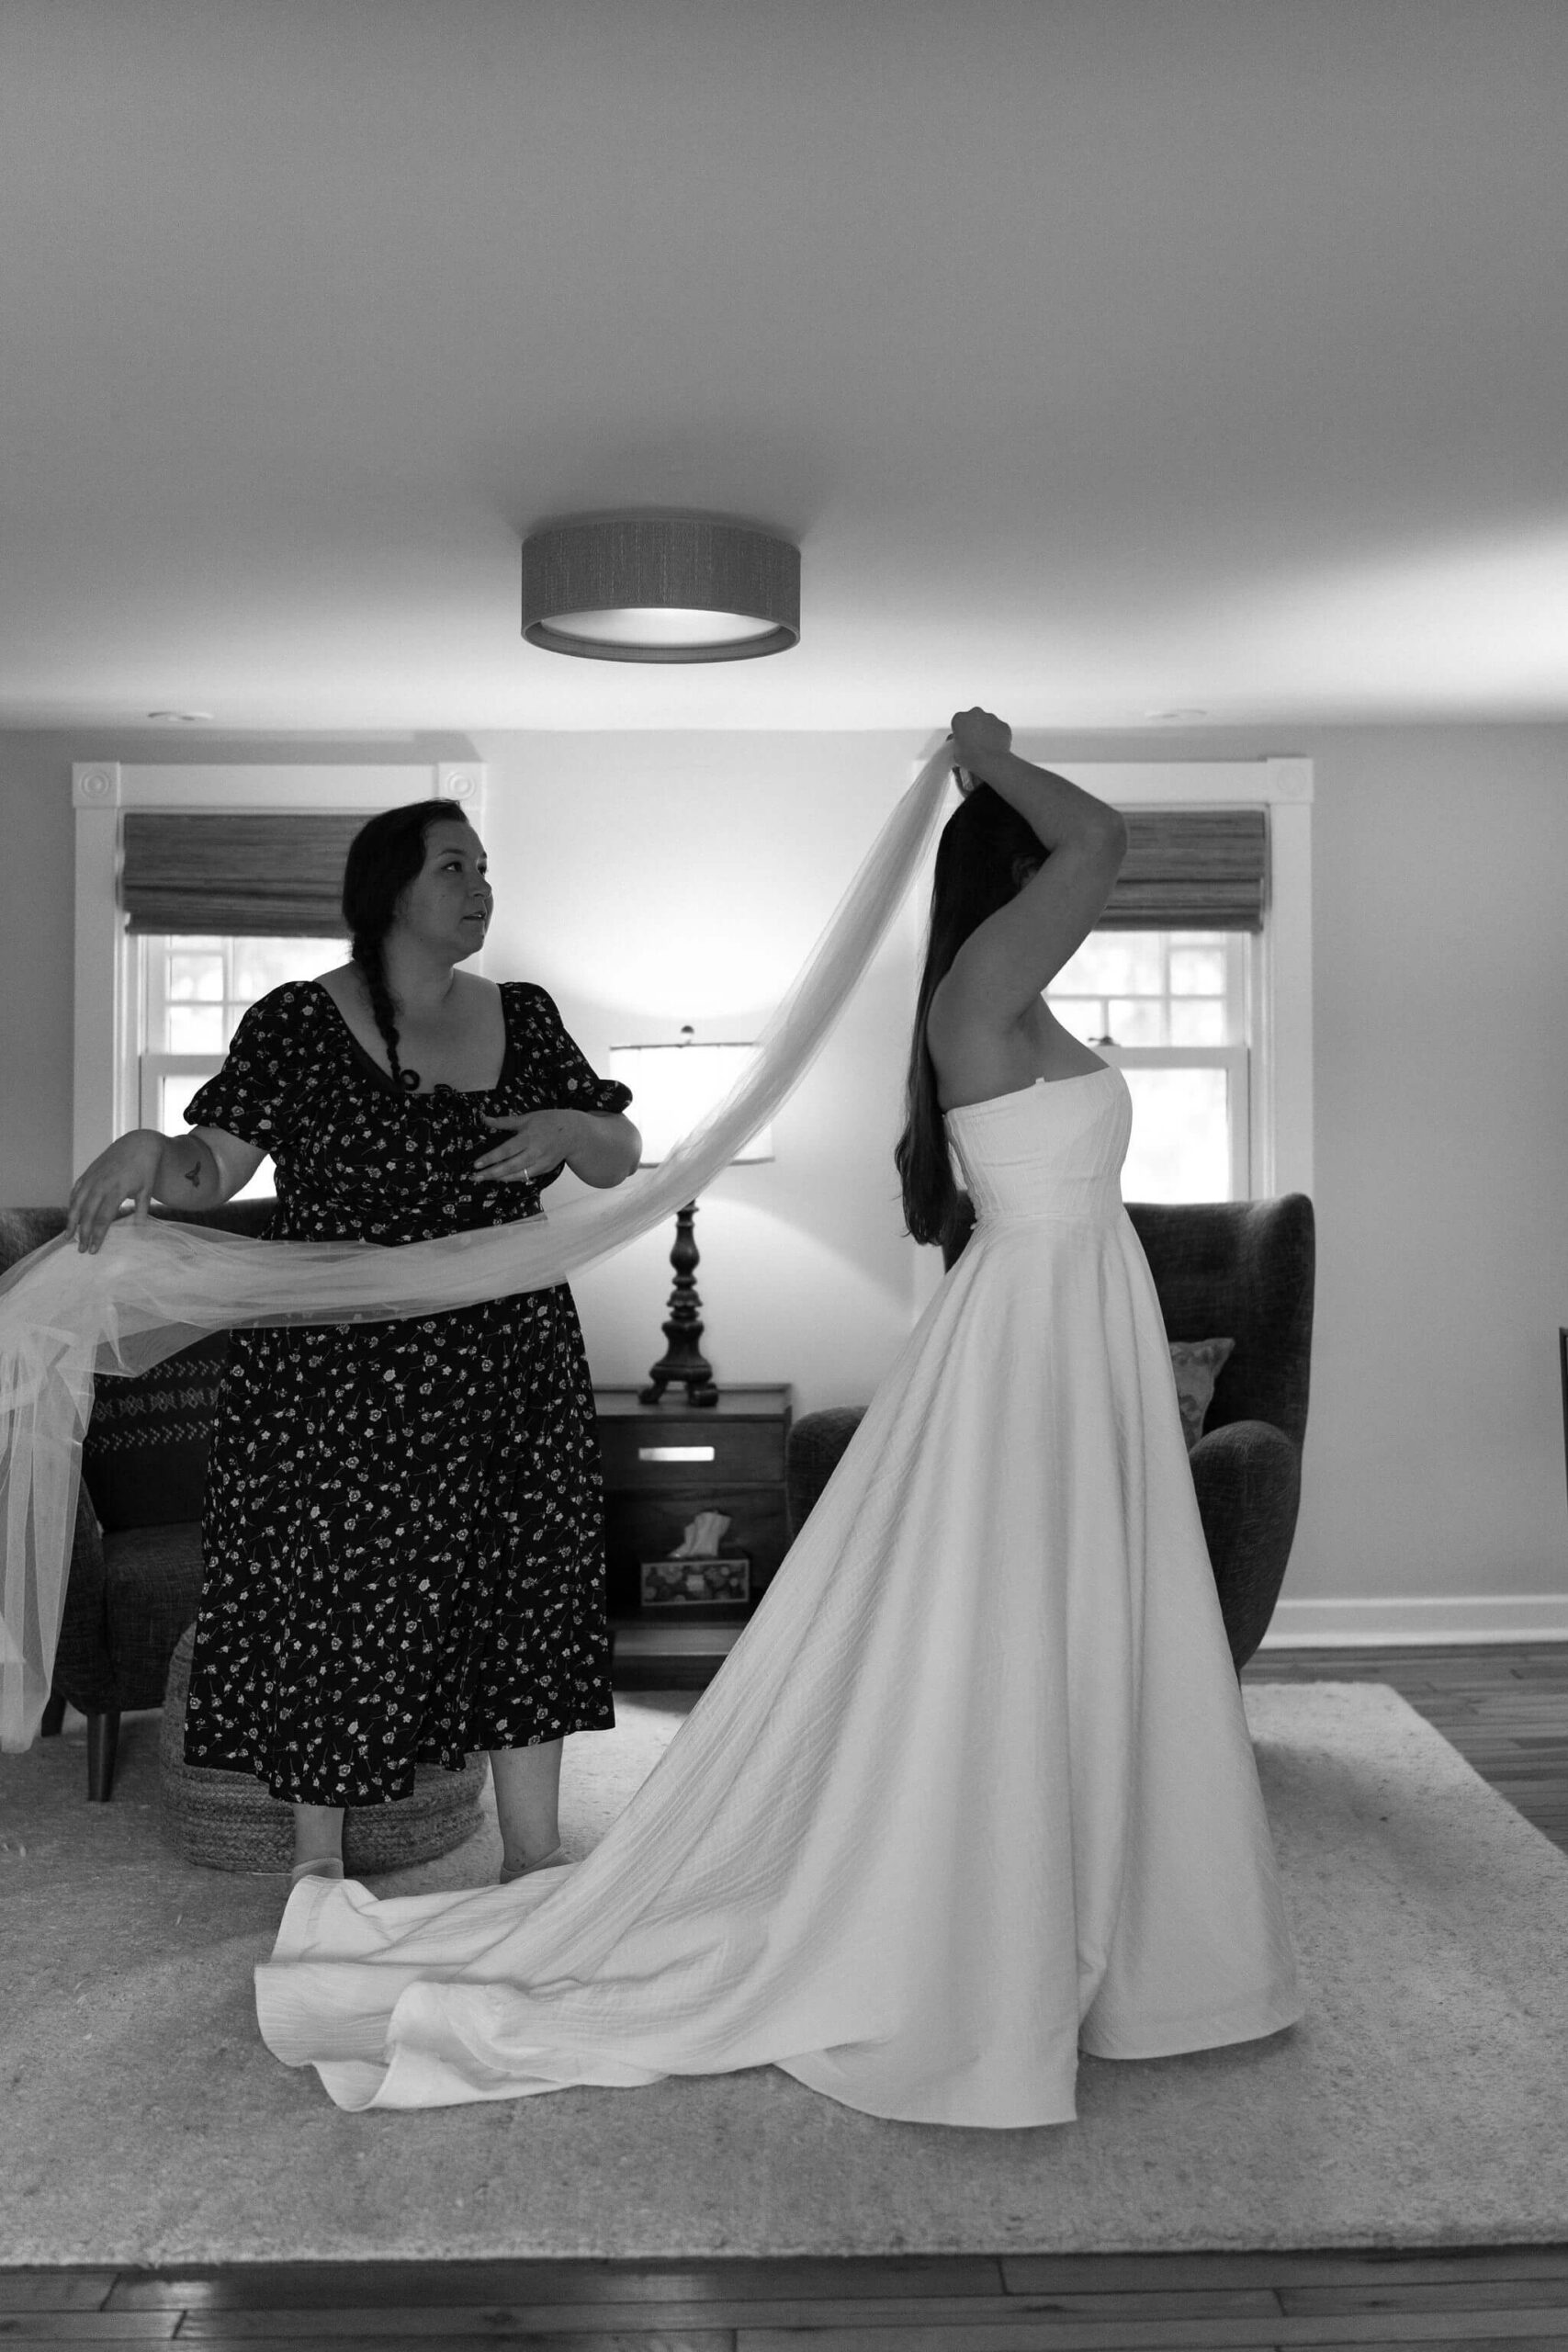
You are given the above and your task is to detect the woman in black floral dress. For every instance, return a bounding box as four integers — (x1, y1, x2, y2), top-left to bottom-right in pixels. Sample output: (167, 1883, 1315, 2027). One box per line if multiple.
(65, 800, 640, 1886)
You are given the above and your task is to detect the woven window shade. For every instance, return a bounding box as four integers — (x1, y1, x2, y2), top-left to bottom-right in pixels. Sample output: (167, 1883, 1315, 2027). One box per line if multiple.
(120, 813, 366, 935)
(1099, 807, 1268, 932)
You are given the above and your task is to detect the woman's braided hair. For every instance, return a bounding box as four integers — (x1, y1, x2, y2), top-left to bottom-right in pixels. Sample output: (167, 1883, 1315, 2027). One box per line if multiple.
(341, 798, 472, 1092)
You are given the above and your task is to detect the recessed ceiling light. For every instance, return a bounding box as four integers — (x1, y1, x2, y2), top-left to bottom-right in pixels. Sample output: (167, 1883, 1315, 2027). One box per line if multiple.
(1145, 707, 1209, 722)
(147, 709, 213, 723)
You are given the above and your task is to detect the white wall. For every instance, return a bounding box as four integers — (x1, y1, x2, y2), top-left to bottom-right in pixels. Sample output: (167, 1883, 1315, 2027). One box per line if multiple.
(6, 718, 1568, 1630)
(0, 744, 77, 1200)
(1296, 724, 1568, 1631)
(471, 731, 930, 1418)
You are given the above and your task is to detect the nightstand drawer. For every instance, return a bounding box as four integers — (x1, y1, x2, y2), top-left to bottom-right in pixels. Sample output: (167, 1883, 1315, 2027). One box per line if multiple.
(598, 1419, 785, 1489)
(603, 1485, 791, 1590)
(594, 1384, 793, 1611)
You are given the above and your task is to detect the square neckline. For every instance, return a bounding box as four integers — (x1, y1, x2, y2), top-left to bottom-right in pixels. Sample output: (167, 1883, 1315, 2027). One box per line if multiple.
(310, 978, 515, 1100)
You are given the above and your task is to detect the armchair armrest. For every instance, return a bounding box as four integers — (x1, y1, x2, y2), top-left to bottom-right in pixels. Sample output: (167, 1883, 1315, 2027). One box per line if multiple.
(786, 1407, 868, 1537)
(1187, 1419, 1301, 1671)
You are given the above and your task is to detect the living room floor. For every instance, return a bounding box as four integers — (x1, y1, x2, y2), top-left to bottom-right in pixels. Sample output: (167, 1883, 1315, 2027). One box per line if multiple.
(6, 1643, 1566, 2352)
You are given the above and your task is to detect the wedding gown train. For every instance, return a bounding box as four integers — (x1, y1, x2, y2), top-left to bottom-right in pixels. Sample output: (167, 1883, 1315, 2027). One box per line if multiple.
(255, 1067, 1303, 2127)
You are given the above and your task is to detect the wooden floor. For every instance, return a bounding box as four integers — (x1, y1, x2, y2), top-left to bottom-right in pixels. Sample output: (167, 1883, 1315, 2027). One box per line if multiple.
(8, 2246, 1568, 2352)
(6, 1644, 1566, 2352)
(1247, 1638, 1568, 1854)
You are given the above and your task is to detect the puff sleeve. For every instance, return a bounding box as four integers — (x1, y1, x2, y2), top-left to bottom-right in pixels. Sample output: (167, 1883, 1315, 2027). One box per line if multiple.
(182, 984, 312, 1151)
(507, 984, 632, 1117)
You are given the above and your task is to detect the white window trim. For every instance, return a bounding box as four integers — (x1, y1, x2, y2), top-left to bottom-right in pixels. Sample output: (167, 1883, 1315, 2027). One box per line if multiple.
(141, 1051, 224, 1131)
(71, 762, 486, 1172)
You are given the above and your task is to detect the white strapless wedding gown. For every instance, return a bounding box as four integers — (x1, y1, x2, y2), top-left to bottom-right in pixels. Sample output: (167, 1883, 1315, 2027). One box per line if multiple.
(256, 1068, 1303, 2125)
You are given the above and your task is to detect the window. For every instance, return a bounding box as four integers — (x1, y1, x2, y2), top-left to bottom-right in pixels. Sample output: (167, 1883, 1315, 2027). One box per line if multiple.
(138, 933, 343, 1195)
(1047, 929, 1252, 1200)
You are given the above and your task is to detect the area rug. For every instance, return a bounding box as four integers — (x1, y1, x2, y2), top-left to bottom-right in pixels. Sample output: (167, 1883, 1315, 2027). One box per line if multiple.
(2, 1682, 1565, 2264)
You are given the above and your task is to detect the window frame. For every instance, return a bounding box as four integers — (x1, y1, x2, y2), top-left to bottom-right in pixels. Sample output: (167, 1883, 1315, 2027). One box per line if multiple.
(1046, 925, 1255, 1197)
(71, 762, 486, 1172)
(1099, 1042, 1253, 1202)
(141, 1053, 220, 1132)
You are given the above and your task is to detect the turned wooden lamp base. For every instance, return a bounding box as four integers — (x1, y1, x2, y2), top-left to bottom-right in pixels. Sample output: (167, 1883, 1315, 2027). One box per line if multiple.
(640, 1199, 719, 1408)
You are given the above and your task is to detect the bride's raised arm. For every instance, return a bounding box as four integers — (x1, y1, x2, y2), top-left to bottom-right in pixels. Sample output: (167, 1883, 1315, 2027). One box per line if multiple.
(933, 709, 1127, 1037)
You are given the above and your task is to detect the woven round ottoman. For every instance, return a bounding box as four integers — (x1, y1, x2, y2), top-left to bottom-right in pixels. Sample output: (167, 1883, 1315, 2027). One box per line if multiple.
(159, 1625, 488, 1873)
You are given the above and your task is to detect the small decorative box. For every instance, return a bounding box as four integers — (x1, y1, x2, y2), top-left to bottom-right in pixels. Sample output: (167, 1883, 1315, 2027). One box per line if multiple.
(639, 1555, 751, 1609)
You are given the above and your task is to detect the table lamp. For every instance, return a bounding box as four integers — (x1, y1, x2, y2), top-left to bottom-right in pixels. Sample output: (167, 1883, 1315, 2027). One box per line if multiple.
(609, 1026, 773, 1407)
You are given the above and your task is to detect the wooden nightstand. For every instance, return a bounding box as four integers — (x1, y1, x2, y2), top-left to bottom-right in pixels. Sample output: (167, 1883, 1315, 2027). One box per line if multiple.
(594, 1384, 793, 1621)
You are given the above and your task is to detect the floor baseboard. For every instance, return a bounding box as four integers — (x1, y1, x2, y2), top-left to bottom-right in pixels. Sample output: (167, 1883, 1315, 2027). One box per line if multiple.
(1261, 1593, 1568, 1646)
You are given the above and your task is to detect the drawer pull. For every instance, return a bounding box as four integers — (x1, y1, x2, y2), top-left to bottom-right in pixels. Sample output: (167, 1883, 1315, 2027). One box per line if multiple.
(637, 1444, 716, 1463)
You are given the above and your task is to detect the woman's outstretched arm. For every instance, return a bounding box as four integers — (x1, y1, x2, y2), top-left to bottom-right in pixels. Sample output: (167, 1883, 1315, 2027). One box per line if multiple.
(65, 1125, 267, 1253)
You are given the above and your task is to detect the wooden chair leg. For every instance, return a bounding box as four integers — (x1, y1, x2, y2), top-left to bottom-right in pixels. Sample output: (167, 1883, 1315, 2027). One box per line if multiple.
(39, 1690, 67, 1737)
(86, 1708, 121, 1802)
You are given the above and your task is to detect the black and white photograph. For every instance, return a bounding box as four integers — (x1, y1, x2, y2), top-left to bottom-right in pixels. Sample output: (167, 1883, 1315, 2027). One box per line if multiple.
(1, 3, 1566, 2344)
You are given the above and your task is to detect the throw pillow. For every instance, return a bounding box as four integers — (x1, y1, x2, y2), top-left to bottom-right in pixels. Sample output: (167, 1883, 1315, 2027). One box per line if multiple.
(1168, 1337, 1235, 1451)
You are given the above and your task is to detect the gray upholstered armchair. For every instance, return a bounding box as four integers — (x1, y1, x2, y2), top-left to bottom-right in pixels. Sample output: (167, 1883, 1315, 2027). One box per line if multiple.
(786, 1193, 1314, 1672)
(0, 1197, 276, 1798)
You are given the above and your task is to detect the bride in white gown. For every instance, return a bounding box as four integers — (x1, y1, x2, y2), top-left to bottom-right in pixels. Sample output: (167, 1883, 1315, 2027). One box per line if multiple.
(256, 709, 1303, 2127)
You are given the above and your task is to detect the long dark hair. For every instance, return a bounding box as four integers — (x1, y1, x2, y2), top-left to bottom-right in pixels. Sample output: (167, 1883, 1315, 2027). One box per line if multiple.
(341, 798, 471, 1090)
(894, 785, 1046, 1248)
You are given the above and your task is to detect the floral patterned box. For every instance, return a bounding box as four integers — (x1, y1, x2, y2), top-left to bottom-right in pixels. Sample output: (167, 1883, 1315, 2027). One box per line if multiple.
(639, 1555, 751, 1609)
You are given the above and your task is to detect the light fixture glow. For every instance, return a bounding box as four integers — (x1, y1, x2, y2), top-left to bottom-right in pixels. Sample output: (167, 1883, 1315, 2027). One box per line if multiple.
(549, 605, 780, 650)
(609, 1037, 773, 1164)
(523, 514, 799, 663)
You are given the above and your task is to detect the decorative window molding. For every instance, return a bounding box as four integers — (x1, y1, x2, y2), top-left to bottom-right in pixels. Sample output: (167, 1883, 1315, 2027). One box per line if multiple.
(72, 763, 485, 1172)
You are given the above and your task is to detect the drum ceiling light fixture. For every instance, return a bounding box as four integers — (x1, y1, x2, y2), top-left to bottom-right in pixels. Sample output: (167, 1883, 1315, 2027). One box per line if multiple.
(521, 514, 800, 663)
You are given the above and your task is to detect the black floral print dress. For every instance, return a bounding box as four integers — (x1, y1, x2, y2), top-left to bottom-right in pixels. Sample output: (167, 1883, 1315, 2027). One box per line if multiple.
(180, 979, 630, 1806)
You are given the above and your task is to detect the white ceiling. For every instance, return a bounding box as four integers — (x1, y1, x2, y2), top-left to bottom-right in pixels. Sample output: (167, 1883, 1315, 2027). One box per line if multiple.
(3, 0, 1565, 734)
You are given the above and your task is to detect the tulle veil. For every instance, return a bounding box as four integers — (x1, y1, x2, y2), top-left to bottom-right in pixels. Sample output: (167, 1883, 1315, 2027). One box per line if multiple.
(0, 743, 954, 1752)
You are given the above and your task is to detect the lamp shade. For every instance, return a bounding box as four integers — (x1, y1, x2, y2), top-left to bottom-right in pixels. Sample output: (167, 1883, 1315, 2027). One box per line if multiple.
(610, 1037, 773, 1165)
(522, 516, 800, 663)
